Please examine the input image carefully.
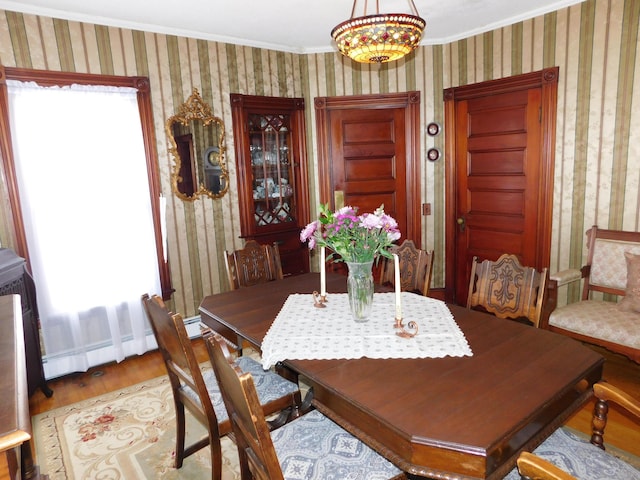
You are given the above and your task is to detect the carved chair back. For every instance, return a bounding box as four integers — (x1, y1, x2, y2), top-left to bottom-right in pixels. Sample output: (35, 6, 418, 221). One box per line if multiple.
(379, 240, 434, 296)
(467, 253, 548, 327)
(224, 240, 284, 290)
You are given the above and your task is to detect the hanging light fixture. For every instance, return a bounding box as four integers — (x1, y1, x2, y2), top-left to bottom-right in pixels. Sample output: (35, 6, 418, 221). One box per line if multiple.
(331, 0, 426, 64)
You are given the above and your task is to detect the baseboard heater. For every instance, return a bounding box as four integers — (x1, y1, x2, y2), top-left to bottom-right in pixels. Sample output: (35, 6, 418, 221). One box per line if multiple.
(42, 315, 203, 380)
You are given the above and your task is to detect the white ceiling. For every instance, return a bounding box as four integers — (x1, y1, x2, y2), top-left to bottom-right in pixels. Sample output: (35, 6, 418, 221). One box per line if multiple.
(0, 0, 585, 54)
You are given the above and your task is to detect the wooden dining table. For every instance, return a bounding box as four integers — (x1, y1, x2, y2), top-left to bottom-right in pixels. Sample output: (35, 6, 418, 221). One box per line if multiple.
(199, 272, 604, 480)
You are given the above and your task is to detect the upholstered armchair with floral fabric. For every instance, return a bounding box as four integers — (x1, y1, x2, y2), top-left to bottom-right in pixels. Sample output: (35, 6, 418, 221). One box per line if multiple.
(540, 226, 640, 363)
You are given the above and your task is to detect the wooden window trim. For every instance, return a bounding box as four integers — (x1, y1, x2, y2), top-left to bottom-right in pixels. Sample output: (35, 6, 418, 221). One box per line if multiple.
(0, 66, 173, 299)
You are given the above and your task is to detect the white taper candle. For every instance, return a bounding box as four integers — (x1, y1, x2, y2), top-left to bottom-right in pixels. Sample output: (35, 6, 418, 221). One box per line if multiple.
(394, 253, 402, 319)
(320, 246, 326, 297)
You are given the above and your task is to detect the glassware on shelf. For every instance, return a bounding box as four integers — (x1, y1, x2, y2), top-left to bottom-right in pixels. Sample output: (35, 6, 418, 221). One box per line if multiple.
(245, 109, 300, 228)
(280, 145, 289, 164)
(250, 145, 263, 165)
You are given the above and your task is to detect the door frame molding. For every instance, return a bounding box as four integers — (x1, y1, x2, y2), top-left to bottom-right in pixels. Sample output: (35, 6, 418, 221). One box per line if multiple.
(443, 67, 559, 303)
(315, 92, 422, 246)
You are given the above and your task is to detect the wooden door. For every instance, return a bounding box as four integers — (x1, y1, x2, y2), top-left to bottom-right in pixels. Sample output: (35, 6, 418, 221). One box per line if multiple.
(315, 92, 421, 246)
(444, 68, 559, 304)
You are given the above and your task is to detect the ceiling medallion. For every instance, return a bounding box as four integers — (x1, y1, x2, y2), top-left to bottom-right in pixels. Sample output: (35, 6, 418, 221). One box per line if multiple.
(331, 0, 426, 64)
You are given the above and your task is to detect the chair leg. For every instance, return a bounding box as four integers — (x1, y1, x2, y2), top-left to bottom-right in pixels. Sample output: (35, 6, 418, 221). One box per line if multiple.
(174, 402, 186, 468)
(591, 397, 609, 450)
(209, 432, 222, 480)
(234, 436, 253, 480)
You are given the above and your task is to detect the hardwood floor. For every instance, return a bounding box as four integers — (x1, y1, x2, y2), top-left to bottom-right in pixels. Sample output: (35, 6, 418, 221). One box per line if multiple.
(3, 340, 639, 479)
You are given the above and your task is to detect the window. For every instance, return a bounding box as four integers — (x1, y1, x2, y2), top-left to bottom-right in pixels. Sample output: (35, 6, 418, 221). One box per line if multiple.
(0, 67, 172, 378)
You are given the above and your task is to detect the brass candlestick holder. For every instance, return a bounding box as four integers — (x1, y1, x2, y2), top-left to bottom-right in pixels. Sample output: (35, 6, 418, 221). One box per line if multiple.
(394, 317, 418, 338)
(312, 291, 328, 308)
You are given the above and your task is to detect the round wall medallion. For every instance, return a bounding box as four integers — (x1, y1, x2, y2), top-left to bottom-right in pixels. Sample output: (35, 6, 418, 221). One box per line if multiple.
(427, 122, 441, 136)
(427, 147, 441, 161)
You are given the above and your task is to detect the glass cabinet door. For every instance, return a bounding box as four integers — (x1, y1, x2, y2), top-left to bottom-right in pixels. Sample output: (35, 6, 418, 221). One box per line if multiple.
(249, 113, 296, 227)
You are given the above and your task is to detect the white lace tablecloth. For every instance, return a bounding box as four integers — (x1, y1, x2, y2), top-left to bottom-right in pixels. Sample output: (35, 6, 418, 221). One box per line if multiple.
(261, 292, 473, 368)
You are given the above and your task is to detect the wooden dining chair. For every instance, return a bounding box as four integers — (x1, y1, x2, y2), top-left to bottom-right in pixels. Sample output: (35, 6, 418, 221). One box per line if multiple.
(141, 293, 302, 480)
(515, 452, 576, 480)
(504, 382, 640, 480)
(466, 253, 548, 327)
(224, 239, 284, 290)
(379, 239, 434, 296)
(203, 330, 406, 480)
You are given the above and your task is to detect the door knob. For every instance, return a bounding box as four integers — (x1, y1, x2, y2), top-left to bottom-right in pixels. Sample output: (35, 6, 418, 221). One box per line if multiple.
(457, 217, 466, 232)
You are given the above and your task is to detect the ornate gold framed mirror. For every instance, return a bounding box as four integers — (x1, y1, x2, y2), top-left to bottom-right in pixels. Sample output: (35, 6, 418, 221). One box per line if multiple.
(166, 88, 228, 200)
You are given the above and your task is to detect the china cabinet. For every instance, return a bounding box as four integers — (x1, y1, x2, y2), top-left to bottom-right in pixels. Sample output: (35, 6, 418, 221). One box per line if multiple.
(230, 94, 310, 275)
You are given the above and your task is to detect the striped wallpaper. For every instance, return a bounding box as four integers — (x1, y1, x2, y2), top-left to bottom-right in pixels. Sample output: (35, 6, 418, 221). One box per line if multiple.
(0, 0, 638, 317)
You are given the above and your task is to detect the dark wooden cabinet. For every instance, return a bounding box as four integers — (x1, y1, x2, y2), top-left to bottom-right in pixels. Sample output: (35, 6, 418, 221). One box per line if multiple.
(0, 249, 52, 398)
(230, 94, 310, 275)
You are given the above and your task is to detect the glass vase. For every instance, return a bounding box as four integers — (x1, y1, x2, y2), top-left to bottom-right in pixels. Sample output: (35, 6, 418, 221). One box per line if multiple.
(346, 260, 374, 322)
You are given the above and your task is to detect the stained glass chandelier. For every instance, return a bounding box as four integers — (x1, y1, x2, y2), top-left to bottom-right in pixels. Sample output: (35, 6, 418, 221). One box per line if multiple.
(331, 0, 426, 64)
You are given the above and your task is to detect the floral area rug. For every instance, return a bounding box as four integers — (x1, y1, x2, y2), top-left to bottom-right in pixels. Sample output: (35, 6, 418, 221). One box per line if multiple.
(32, 373, 241, 480)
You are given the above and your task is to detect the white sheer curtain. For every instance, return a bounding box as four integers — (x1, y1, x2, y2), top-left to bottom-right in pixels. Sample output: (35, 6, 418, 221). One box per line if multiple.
(7, 80, 161, 378)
